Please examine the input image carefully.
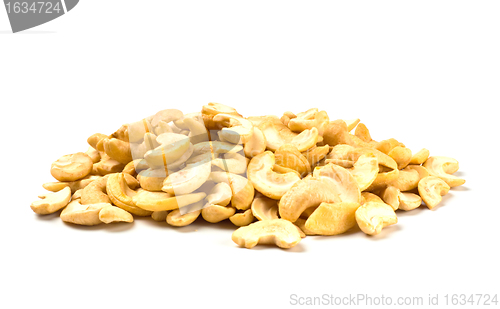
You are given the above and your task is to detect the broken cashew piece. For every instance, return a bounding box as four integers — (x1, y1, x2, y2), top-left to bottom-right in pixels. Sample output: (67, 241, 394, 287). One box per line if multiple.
(409, 148, 430, 165)
(99, 205, 134, 224)
(423, 156, 465, 187)
(30, 187, 71, 215)
(355, 201, 398, 236)
(231, 219, 302, 249)
(305, 202, 361, 236)
(167, 200, 203, 226)
(229, 209, 255, 227)
(398, 192, 422, 211)
(418, 176, 450, 210)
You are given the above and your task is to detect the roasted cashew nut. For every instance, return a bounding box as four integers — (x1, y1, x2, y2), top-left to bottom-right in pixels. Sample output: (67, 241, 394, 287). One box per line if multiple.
(51, 152, 93, 182)
(30, 187, 71, 215)
(418, 176, 450, 209)
(423, 156, 465, 187)
(355, 201, 397, 236)
(231, 219, 302, 249)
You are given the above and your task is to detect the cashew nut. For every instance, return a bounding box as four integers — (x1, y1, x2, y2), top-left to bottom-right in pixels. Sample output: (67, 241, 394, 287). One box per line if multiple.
(106, 173, 152, 216)
(43, 175, 101, 194)
(409, 148, 430, 165)
(355, 201, 398, 236)
(398, 192, 422, 211)
(418, 176, 450, 209)
(247, 151, 301, 200)
(312, 163, 361, 204)
(201, 102, 242, 130)
(132, 189, 206, 212)
(390, 168, 420, 192)
(301, 145, 330, 169)
(162, 155, 212, 195)
(274, 144, 311, 177)
(304, 202, 361, 236)
(229, 209, 255, 226)
(258, 120, 318, 152)
(209, 172, 255, 210)
(202, 205, 236, 223)
(388, 146, 412, 170)
(103, 138, 133, 165)
(205, 182, 232, 206)
(51, 152, 94, 182)
(278, 177, 342, 222)
(99, 205, 134, 224)
(167, 200, 203, 226)
(151, 210, 169, 222)
(380, 185, 400, 210)
(231, 219, 302, 249)
(251, 194, 279, 221)
(30, 187, 71, 215)
(423, 156, 465, 187)
(60, 200, 111, 226)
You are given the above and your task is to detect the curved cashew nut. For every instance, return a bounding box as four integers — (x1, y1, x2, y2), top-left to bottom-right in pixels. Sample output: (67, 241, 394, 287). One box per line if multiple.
(201, 102, 242, 130)
(132, 189, 206, 212)
(423, 156, 465, 187)
(390, 168, 420, 192)
(211, 152, 247, 174)
(312, 163, 361, 204)
(243, 127, 266, 158)
(274, 144, 311, 177)
(51, 152, 93, 182)
(106, 173, 152, 216)
(247, 151, 301, 200)
(380, 185, 400, 210)
(99, 205, 134, 224)
(192, 141, 243, 156)
(167, 200, 204, 226)
(206, 182, 232, 206)
(251, 194, 279, 221)
(229, 209, 255, 227)
(85, 146, 101, 164)
(122, 159, 149, 177)
(93, 154, 125, 176)
(388, 146, 412, 170)
(43, 175, 101, 194)
(355, 201, 398, 236)
(409, 148, 430, 165)
(60, 200, 109, 226)
(301, 145, 330, 169)
(30, 187, 71, 215)
(398, 192, 422, 211)
(202, 205, 236, 223)
(103, 138, 133, 165)
(347, 153, 379, 191)
(278, 177, 342, 222)
(209, 172, 255, 210)
(258, 120, 318, 152)
(418, 176, 450, 209)
(213, 114, 254, 144)
(137, 168, 167, 191)
(151, 109, 184, 128)
(304, 202, 361, 236)
(231, 219, 302, 249)
(162, 156, 212, 195)
(288, 109, 329, 135)
(87, 133, 108, 150)
(361, 192, 384, 204)
(144, 133, 191, 168)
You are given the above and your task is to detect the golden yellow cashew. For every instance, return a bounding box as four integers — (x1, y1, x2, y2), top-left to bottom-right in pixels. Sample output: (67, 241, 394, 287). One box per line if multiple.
(231, 219, 302, 249)
(229, 209, 255, 227)
(305, 202, 361, 236)
(418, 176, 450, 209)
(99, 205, 134, 224)
(423, 156, 465, 187)
(51, 152, 94, 182)
(30, 187, 71, 215)
(355, 201, 398, 236)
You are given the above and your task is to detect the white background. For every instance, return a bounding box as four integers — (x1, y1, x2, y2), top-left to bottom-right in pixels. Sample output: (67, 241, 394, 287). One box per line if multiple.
(1, 1, 499, 308)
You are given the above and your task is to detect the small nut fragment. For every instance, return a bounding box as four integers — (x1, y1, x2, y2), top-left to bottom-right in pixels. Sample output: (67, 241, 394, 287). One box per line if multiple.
(423, 156, 465, 187)
(231, 219, 302, 249)
(398, 192, 422, 211)
(202, 205, 236, 223)
(409, 148, 430, 165)
(51, 152, 93, 182)
(93, 155, 125, 176)
(99, 205, 134, 224)
(388, 146, 412, 170)
(305, 202, 361, 236)
(418, 176, 450, 210)
(380, 185, 400, 210)
(229, 209, 255, 226)
(151, 210, 169, 222)
(85, 147, 101, 164)
(361, 192, 384, 204)
(30, 187, 71, 215)
(355, 201, 398, 236)
(274, 144, 311, 177)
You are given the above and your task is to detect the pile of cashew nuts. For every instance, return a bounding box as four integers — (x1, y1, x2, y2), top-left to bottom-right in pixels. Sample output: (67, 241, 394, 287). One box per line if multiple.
(31, 103, 465, 249)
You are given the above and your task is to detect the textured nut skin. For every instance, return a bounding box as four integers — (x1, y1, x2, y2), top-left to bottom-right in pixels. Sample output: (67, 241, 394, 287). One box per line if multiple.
(51, 152, 93, 182)
(231, 219, 302, 249)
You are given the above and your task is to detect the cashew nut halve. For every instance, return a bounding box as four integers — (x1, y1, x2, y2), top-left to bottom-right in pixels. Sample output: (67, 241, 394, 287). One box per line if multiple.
(99, 205, 134, 224)
(51, 152, 94, 182)
(423, 156, 465, 187)
(355, 201, 398, 236)
(247, 151, 301, 200)
(418, 176, 450, 210)
(304, 202, 361, 236)
(231, 219, 302, 249)
(30, 187, 71, 215)
(60, 201, 111, 226)
(209, 172, 255, 210)
(251, 194, 279, 221)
